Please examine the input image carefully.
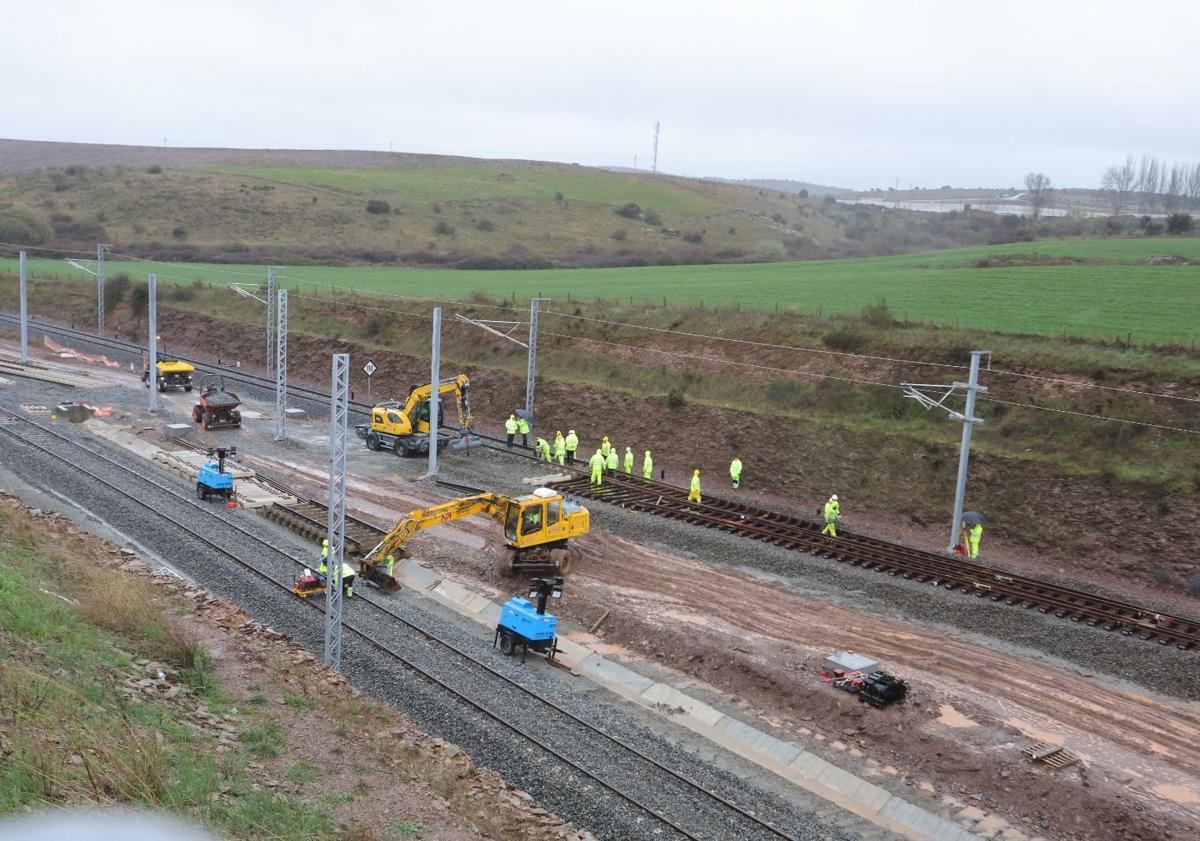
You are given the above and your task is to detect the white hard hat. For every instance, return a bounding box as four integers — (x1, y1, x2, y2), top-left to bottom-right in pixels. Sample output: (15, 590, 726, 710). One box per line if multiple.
(831, 494, 838, 501)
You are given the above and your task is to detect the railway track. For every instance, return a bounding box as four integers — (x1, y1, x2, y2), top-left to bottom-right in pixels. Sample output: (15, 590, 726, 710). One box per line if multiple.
(550, 473, 1200, 651)
(0, 406, 799, 840)
(11, 313, 1198, 652)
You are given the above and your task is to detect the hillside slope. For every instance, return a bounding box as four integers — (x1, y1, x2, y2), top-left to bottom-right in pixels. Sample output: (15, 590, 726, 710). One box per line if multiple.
(0, 138, 1120, 267)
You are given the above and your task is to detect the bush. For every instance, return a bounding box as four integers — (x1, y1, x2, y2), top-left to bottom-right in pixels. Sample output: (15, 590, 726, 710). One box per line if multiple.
(614, 203, 641, 219)
(366, 199, 391, 215)
(766, 379, 806, 408)
(860, 299, 895, 329)
(0, 209, 52, 244)
(666, 387, 686, 408)
(1144, 221, 1164, 235)
(1166, 213, 1194, 235)
(823, 329, 866, 352)
(171, 226, 188, 241)
(682, 230, 704, 244)
(474, 219, 495, 232)
(610, 228, 626, 241)
(146, 164, 162, 174)
(104, 273, 131, 315)
(433, 220, 456, 236)
(643, 209, 662, 226)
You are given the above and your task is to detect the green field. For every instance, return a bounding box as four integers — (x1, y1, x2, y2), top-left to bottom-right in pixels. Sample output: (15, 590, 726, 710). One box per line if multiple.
(5, 237, 1199, 344)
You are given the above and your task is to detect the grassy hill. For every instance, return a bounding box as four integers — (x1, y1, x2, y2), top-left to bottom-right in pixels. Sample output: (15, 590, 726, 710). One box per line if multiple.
(7, 238, 1199, 344)
(0, 139, 1153, 269)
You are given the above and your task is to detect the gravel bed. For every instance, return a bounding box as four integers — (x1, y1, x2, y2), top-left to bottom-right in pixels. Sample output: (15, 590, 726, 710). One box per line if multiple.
(425, 445, 1200, 701)
(0, 393, 859, 841)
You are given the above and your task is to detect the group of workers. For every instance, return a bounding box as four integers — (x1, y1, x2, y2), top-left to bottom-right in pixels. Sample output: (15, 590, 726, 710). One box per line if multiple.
(316, 539, 401, 596)
(511, 417, 985, 557)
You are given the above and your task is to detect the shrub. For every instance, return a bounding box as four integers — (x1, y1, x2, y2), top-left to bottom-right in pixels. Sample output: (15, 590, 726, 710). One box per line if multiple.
(1166, 213, 1194, 234)
(860, 299, 895, 329)
(1188, 573, 1200, 598)
(0, 208, 52, 244)
(104, 273, 131, 315)
(766, 379, 806, 408)
(1144, 221, 1164, 235)
(366, 199, 391, 215)
(474, 219, 495, 232)
(682, 230, 704, 244)
(146, 164, 162, 174)
(433, 220, 456, 236)
(171, 226, 188, 241)
(610, 228, 626, 241)
(771, 213, 786, 224)
(643, 209, 662, 226)
(823, 329, 866, 352)
(614, 203, 641, 219)
(666, 387, 686, 408)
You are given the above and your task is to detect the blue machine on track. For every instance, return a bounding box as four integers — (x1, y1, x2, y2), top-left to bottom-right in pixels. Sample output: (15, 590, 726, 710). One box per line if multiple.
(196, 446, 236, 502)
(494, 577, 563, 662)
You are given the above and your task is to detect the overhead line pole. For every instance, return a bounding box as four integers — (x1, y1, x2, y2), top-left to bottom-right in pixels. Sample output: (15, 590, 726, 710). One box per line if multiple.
(148, 274, 158, 412)
(18, 251, 28, 363)
(97, 243, 109, 334)
(266, 267, 277, 374)
(325, 353, 349, 670)
(947, 351, 989, 553)
(525, 297, 549, 432)
(274, 288, 288, 442)
(428, 307, 441, 477)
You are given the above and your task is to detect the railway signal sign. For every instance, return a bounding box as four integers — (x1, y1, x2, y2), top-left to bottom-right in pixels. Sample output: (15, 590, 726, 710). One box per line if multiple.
(363, 359, 377, 401)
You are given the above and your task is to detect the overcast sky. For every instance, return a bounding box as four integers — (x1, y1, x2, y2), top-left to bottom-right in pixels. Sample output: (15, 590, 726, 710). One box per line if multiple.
(5, 1, 1196, 189)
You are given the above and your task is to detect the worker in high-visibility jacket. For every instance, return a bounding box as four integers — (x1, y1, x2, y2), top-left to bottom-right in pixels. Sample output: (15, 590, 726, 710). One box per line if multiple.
(730, 457, 743, 489)
(339, 561, 357, 598)
(384, 553, 396, 578)
(536, 436, 551, 462)
(822, 494, 840, 537)
(966, 522, 983, 560)
(623, 446, 634, 474)
(589, 449, 605, 486)
(516, 414, 531, 447)
(642, 450, 653, 479)
(318, 539, 329, 573)
(605, 446, 618, 477)
(504, 414, 518, 448)
(688, 469, 702, 503)
(554, 431, 566, 465)
(600, 436, 611, 459)
(565, 430, 579, 465)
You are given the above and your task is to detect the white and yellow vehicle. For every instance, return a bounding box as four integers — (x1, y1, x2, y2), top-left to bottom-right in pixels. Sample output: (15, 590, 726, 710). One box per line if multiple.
(142, 356, 195, 392)
(356, 374, 472, 457)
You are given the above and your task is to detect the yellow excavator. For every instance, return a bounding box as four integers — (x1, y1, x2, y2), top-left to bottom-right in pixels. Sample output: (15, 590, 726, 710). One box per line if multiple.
(364, 487, 589, 578)
(356, 374, 472, 457)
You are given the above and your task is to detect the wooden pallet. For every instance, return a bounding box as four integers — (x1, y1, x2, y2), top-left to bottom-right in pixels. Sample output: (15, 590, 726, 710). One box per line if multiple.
(1023, 741, 1080, 769)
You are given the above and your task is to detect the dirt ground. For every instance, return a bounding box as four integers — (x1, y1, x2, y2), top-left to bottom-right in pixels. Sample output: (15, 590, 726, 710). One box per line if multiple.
(0, 495, 584, 841)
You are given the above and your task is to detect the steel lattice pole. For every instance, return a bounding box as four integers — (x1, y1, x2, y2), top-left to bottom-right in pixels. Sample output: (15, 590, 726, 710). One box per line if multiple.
(148, 274, 158, 412)
(97, 244, 108, 334)
(324, 353, 349, 670)
(525, 297, 548, 432)
(274, 288, 288, 442)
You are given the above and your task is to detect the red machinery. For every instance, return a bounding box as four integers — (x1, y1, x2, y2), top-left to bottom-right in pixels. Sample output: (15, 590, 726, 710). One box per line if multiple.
(192, 379, 242, 431)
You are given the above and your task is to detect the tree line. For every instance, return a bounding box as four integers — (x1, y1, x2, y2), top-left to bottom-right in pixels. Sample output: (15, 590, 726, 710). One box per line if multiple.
(1100, 154, 1200, 215)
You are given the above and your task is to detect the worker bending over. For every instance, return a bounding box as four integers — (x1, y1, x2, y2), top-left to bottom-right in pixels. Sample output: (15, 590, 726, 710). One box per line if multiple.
(730, 457, 743, 489)
(536, 436, 551, 462)
(605, 446, 619, 477)
(505, 414, 518, 448)
(623, 446, 634, 474)
(822, 494, 840, 537)
(517, 414, 530, 446)
(964, 522, 983, 560)
(688, 469, 702, 503)
(565, 430, 579, 465)
(317, 540, 356, 597)
(589, 449, 605, 486)
(554, 431, 566, 466)
(642, 450, 653, 480)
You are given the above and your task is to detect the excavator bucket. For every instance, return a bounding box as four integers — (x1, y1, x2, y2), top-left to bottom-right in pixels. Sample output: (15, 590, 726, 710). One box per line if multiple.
(361, 562, 401, 592)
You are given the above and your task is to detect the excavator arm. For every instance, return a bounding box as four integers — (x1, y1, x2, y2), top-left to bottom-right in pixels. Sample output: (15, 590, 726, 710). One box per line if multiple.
(367, 492, 509, 561)
(400, 374, 473, 432)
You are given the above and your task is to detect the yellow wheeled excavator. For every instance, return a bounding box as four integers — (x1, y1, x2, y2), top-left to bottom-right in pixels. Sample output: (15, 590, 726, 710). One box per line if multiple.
(365, 487, 589, 578)
(356, 374, 473, 457)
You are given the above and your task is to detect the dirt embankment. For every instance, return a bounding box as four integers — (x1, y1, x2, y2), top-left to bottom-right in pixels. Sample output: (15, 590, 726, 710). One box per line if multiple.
(156, 307, 1200, 595)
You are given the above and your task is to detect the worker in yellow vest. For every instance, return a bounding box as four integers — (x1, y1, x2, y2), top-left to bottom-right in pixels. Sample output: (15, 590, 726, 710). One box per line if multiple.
(688, 469, 702, 503)
(730, 457, 743, 489)
(623, 446, 634, 474)
(504, 414, 518, 448)
(554, 431, 566, 465)
(589, 449, 605, 486)
(565, 430, 579, 465)
(642, 450, 653, 479)
(605, 446, 619, 477)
